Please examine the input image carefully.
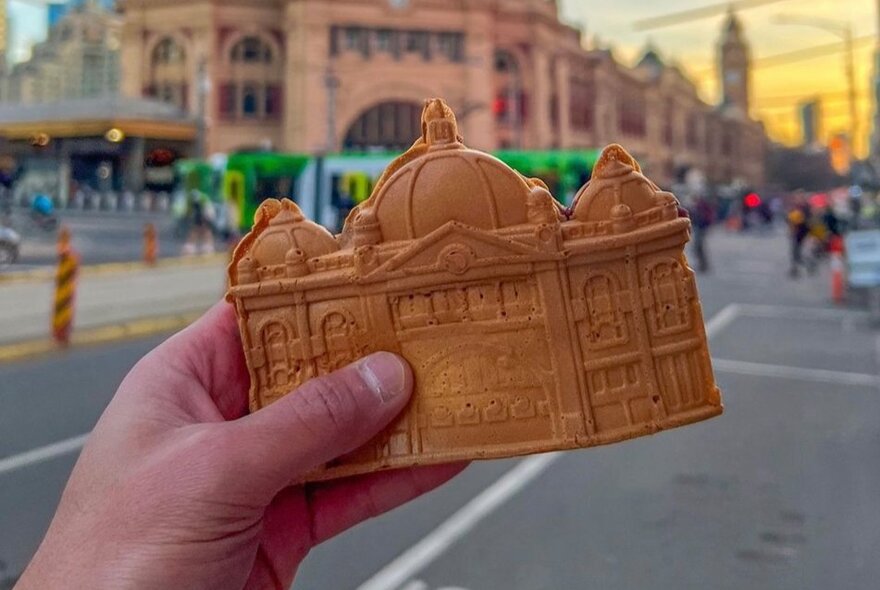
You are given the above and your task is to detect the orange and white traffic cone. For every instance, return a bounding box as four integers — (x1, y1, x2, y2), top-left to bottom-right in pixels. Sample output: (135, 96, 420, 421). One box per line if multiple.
(830, 236, 845, 304)
(144, 222, 158, 266)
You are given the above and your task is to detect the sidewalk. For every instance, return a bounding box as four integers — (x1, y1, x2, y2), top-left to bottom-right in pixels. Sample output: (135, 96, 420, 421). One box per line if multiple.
(0, 259, 228, 346)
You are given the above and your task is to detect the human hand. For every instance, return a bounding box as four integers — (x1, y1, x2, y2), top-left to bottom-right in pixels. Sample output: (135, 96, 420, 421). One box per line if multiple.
(16, 302, 466, 590)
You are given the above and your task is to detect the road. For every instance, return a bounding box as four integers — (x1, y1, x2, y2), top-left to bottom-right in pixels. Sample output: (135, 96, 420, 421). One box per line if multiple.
(5, 209, 189, 269)
(1, 229, 879, 590)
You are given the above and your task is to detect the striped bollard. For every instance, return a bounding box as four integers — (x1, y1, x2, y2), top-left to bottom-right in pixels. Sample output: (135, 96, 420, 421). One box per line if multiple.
(144, 222, 158, 266)
(53, 228, 79, 346)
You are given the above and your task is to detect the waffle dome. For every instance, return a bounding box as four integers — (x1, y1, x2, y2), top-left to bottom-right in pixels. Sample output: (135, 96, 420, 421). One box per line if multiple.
(572, 144, 676, 222)
(364, 98, 533, 242)
(229, 199, 339, 285)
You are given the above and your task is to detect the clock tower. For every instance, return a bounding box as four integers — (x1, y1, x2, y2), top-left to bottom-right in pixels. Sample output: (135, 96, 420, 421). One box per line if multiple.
(719, 10, 751, 117)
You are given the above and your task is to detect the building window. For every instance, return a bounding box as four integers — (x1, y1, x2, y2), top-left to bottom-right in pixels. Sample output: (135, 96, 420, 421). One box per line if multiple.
(406, 31, 430, 60)
(495, 50, 517, 73)
(686, 115, 701, 150)
(219, 83, 237, 119)
(342, 27, 370, 58)
(664, 99, 675, 146)
(343, 101, 422, 151)
(376, 29, 393, 52)
(242, 84, 259, 117)
(570, 78, 594, 132)
(232, 36, 273, 64)
(265, 84, 282, 119)
(153, 37, 185, 65)
(152, 82, 186, 110)
(437, 32, 464, 62)
(619, 91, 646, 138)
(219, 83, 282, 121)
(345, 27, 362, 50)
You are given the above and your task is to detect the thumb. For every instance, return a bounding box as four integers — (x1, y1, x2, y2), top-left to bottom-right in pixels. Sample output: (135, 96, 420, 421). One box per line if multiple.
(222, 352, 413, 495)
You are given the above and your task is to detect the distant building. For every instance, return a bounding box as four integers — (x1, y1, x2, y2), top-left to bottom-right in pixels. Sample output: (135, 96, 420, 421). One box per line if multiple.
(871, 42, 880, 164)
(0, 96, 196, 194)
(118, 0, 766, 188)
(0, 0, 7, 72)
(800, 99, 822, 147)
(49, 0, 117, 28)
(2, 0, 121, 104)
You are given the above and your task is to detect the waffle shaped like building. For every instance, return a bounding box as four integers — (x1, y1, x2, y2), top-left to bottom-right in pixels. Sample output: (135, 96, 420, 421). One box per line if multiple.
(228, 99, 722, 482)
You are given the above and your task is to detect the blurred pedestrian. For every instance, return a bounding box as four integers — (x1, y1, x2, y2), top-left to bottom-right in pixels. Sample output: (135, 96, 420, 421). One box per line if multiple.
(688, 194, 715, 273)
(14, 303, 465, 590)
(788, 198, 811, 278)
(0, 165, 16, 221)
(182, 189, 216, 256)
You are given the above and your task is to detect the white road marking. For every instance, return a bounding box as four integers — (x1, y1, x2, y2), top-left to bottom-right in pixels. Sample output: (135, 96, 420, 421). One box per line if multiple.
(0, 434, 89, 477)
(737, 303, 869, 322)
(359, 305, 740, 590)
(713, 358, 880, 388)
(356, 453, 562, 590)
(875, 335, 880, 382)
(705, 304, 740, 339)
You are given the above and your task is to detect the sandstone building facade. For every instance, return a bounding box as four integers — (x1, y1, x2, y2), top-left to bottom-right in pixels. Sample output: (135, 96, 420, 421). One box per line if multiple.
(121, 0, 766, 187)
(1, 1, 121, 104)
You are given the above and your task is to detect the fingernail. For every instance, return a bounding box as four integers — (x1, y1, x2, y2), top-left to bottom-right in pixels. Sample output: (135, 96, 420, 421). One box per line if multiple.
(358, 353, 408, 403)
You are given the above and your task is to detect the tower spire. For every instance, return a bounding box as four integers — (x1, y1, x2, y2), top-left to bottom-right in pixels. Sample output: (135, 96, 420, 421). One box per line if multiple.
(719, 8, 751, 117)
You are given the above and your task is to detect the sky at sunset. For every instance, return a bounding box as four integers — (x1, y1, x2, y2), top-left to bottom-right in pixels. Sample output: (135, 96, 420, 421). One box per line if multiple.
(559, 0, 878, 155)
(8, 0, 879, 155)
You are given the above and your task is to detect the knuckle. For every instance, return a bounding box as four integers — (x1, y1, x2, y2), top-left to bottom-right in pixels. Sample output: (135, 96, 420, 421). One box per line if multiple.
(294, 371, 363, 435)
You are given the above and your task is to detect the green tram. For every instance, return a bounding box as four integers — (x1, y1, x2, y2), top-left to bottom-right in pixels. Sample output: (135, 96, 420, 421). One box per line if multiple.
(220, 149, 600, 232)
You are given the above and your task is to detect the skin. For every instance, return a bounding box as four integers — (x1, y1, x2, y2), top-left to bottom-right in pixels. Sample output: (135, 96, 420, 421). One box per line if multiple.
(16, 302, 467, 590)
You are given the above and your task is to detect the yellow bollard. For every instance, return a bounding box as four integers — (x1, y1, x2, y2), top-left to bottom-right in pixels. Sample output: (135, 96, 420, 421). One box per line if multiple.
(52, 227, 79, 346)
(144, 222, 158, 266)
(57, 225, 72, 257)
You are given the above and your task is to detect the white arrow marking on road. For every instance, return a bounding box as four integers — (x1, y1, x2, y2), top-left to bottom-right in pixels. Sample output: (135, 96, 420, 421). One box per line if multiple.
(0, 434, 89, 477)
(358, 304, 741, 590)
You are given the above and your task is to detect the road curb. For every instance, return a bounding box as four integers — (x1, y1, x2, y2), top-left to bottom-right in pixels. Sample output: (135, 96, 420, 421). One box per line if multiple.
(0, 311, 206, 364)
(0, 253, 228, 285)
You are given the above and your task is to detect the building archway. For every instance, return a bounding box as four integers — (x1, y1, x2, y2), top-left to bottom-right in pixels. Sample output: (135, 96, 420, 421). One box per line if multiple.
(343, 101, 423, 152)
(146, 35, 189, 110)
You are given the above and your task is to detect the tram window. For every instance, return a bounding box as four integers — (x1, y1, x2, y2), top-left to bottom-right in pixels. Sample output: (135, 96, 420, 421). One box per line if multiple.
(255, 176, 295, 202)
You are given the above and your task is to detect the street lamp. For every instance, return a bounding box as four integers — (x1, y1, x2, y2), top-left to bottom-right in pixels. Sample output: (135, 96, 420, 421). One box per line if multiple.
(774, 14, 858, 164)
(324, 65, 341, 153)
(196, 58, 210, 159)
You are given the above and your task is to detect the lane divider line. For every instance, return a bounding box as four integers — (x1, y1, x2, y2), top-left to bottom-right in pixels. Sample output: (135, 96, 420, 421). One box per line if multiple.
(356, 453, 562, 590)
(705, 303, 740, 339)
(0, 310, 206, 364)
(0, 434, 90, 477)
(358, 304, 741, 590)
(0, 253, 227, 286)
(737, 303, 870, 322)
(713, 358, 880, 388)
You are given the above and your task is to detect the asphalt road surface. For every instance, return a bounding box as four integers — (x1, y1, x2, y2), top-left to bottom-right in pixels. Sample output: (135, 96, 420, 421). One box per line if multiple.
(2, 229, 879, 589)
(5, 209, 189, 269)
